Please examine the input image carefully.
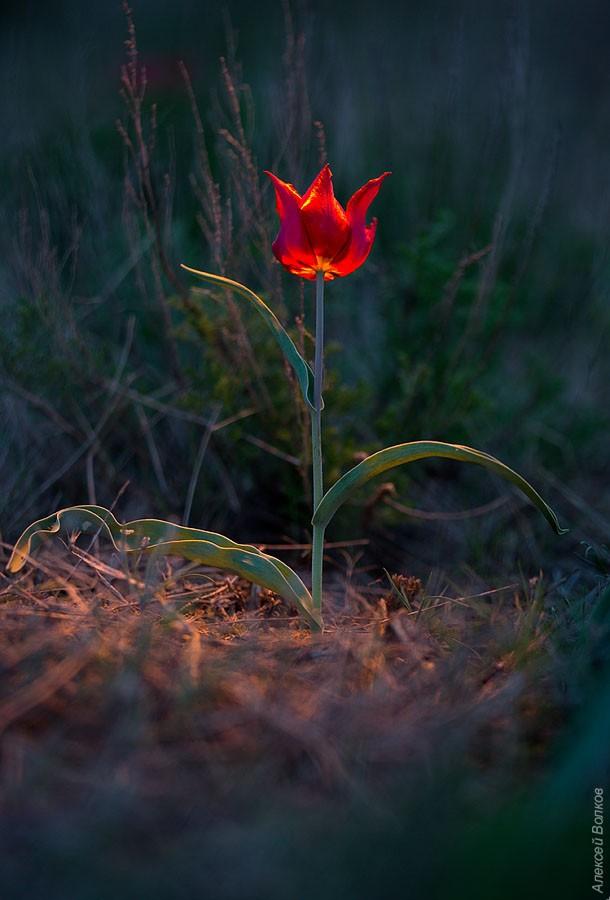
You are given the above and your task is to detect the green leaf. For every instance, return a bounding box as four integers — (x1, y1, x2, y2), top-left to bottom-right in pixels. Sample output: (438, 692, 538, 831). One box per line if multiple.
(312, 441, 567, 535)
(7, 505, 322, 630)
(180, 265, 317, 410)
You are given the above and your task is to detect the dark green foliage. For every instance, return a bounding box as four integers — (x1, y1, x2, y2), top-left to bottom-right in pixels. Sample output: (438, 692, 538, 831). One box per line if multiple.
(2, 0, 608, 548)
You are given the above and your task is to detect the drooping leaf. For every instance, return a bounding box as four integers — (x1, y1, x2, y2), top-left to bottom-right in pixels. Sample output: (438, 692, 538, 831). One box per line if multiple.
(7, 505, 322, 630)
(180, 265, 317, 410)
(312, 441, 567, 535)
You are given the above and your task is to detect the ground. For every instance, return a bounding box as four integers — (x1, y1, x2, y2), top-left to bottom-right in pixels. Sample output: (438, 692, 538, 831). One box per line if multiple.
(0, 540, 604, 899)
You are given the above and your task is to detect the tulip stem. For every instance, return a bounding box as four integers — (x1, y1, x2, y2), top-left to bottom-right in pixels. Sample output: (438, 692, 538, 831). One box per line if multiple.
(310, 270, 325, 619)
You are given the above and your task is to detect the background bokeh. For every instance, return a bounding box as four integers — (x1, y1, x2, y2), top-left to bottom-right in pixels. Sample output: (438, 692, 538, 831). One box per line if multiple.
(2, 0, 608, 567)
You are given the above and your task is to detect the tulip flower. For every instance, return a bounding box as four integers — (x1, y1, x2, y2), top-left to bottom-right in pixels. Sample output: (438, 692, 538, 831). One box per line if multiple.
(264, 163, 390, 613)
(265, 164, 391, 280)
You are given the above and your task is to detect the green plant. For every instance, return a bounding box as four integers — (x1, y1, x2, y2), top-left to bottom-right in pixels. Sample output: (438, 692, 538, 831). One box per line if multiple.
(7, 165, 567, 630)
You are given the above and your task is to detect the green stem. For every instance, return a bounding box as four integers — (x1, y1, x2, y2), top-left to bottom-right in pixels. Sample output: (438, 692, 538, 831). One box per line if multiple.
(311, 270, 325, 617)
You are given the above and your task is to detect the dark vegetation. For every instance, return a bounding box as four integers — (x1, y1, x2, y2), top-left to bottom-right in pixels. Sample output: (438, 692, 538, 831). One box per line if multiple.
(1, 1, 609, 896)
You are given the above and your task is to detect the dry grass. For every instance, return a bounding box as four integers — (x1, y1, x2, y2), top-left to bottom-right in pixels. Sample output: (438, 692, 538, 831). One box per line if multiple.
(0, 541, 602, 898)
(0, 543, 567, 792)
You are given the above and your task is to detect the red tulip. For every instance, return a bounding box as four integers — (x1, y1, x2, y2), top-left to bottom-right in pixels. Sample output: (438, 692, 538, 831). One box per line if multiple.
(265, 164, 391, 280)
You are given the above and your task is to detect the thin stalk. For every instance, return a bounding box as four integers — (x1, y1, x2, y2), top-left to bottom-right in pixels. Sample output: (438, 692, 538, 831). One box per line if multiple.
(311, 270, 325, 619)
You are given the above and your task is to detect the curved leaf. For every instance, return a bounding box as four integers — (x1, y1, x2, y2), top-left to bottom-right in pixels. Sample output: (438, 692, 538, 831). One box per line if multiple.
(7, 505, 321, 630)
(312, 441, 567, 535)
(181, 265, 317, 410)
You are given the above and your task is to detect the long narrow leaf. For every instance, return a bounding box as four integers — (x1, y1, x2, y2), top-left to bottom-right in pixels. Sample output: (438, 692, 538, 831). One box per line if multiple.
(180, 265, 317, 410)
(7, 506, 321, 629)
(312, 441, 567, 535)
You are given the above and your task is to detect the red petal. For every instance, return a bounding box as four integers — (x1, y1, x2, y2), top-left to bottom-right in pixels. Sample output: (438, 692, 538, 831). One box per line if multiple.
(265, 171, 318, 275)
(345, 171, 391, 224)
(300, 163, 331, 205)
(299, 165, 351, 266)
(329, 219, 378, 277)
(330, 172, 391, 276)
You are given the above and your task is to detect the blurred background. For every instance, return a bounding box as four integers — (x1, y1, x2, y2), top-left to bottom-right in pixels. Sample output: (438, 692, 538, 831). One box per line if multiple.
(1, 3, 610, 898)
(1, 0, 608, 565)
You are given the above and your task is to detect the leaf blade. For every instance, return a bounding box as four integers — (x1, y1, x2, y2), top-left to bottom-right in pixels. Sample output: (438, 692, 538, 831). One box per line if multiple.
(7, 506, 322, 630)
(180, 265, 317, 410)
(312, 441, 567, 535)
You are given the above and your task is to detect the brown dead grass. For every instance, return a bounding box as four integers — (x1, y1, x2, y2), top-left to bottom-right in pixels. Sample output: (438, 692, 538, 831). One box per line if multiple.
(0, 544, 566, 819)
